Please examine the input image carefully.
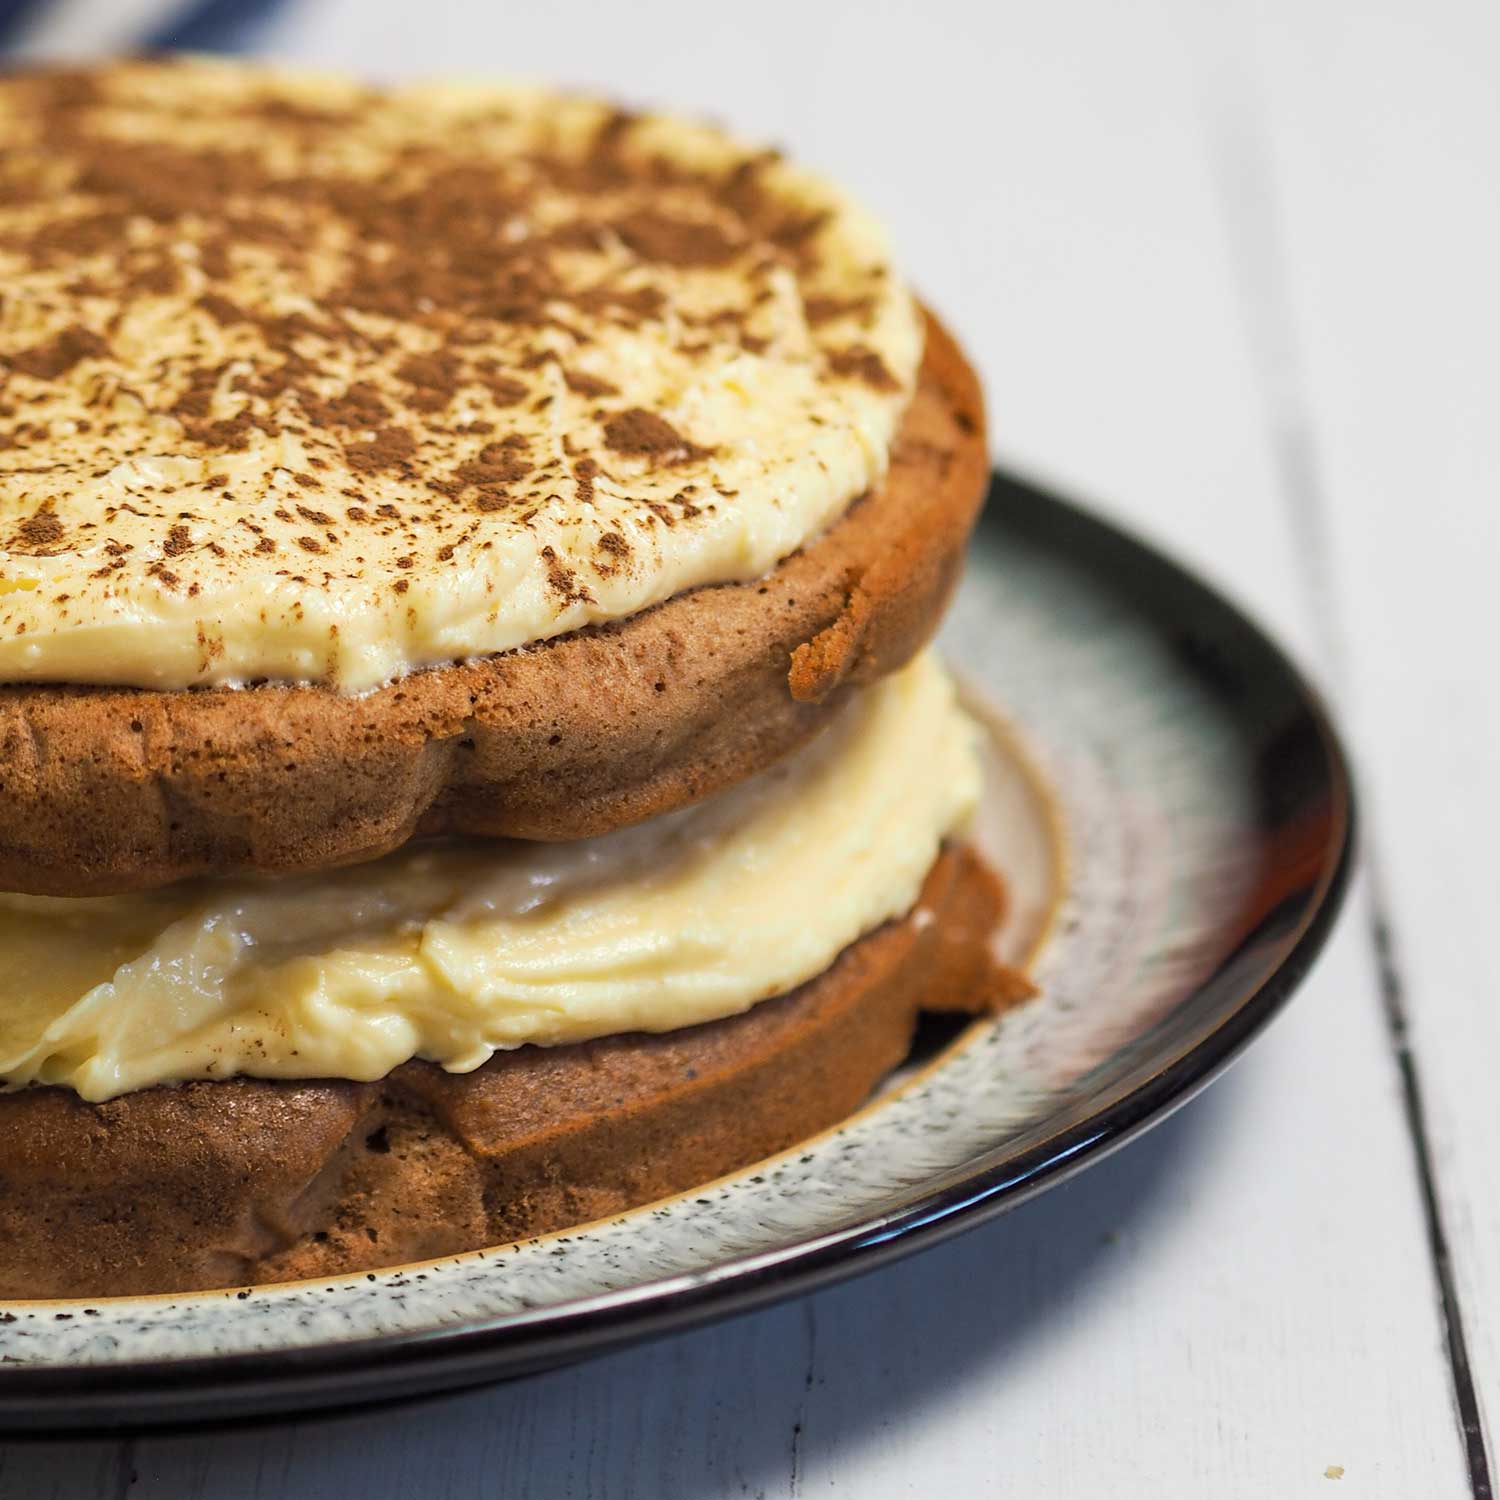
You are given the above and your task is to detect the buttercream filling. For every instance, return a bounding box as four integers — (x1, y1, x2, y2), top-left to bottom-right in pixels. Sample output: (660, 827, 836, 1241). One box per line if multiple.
(0, 653, 979, 1101)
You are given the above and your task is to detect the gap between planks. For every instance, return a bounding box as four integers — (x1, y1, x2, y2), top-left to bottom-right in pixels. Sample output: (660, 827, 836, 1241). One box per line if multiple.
(1192, 19, 1495, 1497)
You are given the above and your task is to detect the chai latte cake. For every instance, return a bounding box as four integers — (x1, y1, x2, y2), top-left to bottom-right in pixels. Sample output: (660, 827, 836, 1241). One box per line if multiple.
(0, 58, 1020, 1298)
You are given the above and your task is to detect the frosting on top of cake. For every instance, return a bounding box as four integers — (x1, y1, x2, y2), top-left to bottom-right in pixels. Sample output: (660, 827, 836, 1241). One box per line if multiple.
(0, 58, 922, 691)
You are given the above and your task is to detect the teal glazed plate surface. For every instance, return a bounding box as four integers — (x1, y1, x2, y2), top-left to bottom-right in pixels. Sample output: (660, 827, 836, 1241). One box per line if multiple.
(0, 470, 1355, 1431)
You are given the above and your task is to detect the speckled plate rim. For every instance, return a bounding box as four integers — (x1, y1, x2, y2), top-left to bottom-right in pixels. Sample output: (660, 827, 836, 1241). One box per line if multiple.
(0, 469, 1356, 1431)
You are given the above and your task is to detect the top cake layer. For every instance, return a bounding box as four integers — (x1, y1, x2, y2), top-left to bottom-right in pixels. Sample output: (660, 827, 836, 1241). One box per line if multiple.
(0, 59, 921, 692)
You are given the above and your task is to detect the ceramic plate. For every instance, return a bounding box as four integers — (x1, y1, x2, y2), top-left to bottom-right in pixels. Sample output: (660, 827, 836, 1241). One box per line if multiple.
(0, 470, 1355, 1431)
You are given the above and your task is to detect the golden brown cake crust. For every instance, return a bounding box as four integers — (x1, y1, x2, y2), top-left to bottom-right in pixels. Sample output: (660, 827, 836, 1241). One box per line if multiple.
(0, 846, 1024, 1301)
(0, 310, 986, 895)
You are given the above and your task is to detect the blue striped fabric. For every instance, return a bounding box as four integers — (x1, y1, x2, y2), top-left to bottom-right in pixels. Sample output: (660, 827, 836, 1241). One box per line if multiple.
(0, 0, 293, 53)
(0, 0, 50, 50)
(143, 0, 291, 52)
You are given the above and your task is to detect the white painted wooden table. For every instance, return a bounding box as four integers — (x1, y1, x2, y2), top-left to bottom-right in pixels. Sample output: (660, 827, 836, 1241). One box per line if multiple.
(1, 1, 1494, 1494)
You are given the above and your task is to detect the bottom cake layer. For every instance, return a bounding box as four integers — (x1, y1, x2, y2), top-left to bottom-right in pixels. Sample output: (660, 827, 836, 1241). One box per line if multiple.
(0, 845, 1026, 1299)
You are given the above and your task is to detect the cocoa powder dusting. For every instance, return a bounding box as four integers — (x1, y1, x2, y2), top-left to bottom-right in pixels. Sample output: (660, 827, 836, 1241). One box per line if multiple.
(602, 408, 710, 463)
(0, 59, 915, 675)
(540, 543, 595, 605)
(827, 345, 899, 391)
(11, 505, 65, 552)
(344, 427, 416, 474)
(7, 325, 110, 381)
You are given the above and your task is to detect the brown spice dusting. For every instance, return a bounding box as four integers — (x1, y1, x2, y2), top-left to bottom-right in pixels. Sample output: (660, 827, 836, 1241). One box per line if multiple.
(539, 543, 595, 605)
(11, 504, 65, 551)
(573, 456, 599, 505)
(198, 293, 248, 326)
(0, 59, 910, 666)
(602, 408, 709, 463)
(344, 427, 416, 474)
(827, 344, 899, 391)
(452, 441, 533, 488)
(615, 210, 743, 268)
(396, 351, 462, 411)
(7, 324, 110, 381)
(770, 209, 830, 254)
(562, 367, 618, 398)
(477, 372, 528, 406)
(300, 383, 389, 429)
(127, 258, 180, 296)
(75, 141, 268, 222)
(593, 527, 631, 576)
(803, 294, 874, 326)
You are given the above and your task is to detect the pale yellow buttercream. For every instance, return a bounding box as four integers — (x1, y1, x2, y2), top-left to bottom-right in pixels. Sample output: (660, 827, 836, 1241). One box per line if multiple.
(0, 59, 921, 691)
(0, 653, 979, 1101)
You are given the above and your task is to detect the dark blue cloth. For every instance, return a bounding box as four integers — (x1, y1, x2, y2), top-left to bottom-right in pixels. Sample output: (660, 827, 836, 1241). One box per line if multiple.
(0, 0, 292, 53)
(143, 0, 290, 53)
(0, 0, 51, 50)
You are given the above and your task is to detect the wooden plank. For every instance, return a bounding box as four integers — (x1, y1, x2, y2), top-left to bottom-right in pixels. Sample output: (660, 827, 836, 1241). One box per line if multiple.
(1243, 0, 1500, 1479)
(0, 1, 1472, 1493)
(0, 1442, 123, 1500)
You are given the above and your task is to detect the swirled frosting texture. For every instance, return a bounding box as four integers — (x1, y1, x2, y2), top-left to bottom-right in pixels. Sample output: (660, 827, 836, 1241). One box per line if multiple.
(0, 653, 979, 1100)
(0, 59, 921, 690)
